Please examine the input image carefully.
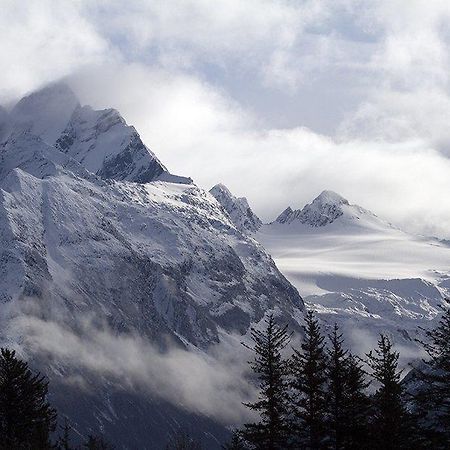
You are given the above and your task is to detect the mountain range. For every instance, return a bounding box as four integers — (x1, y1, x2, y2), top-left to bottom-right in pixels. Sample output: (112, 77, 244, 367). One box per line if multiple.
(216, 186, 450, 363)
(0, 81, 449, 448)
(0, 82, 303, 448)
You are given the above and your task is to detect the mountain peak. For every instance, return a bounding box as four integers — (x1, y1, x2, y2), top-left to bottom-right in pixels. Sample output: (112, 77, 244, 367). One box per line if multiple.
(10, 81, 80, 145)
(275, 190, 360, 227)
(55, 103, 171, 183)
(210, 183, 262, 233)
(2, 81, 191, 185)
(275, 207, 294, 224)
(29, 81, 77, 100)
(210, 183, 232, 196)
(314, 190, 349, 206)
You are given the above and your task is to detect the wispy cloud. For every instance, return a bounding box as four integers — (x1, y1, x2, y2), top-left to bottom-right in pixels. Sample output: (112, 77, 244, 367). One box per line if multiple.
(3, 300, 256, 425)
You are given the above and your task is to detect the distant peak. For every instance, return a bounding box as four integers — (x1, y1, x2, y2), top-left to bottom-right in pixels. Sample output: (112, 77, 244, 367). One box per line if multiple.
(42, 81, 76, 96)
(16, 81, 79, 107)
(210, 183, 262, 233)
(11, 81, 80, 145)
(314, 190, 349, 206)
(4, 80, 190, 185)
(209, 183, 237, 204)
(275, 207, 293, 224)
(210, 183, 232, 196)
(274, 190, 352, 227)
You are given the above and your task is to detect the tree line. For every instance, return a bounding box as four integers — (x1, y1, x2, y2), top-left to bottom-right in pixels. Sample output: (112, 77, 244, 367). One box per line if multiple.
(1, 307, 449, 449)
(226, 308, 450, 450)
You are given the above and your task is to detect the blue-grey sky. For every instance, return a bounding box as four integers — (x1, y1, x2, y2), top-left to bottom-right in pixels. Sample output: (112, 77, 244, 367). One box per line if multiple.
(2, 0, 450, 237)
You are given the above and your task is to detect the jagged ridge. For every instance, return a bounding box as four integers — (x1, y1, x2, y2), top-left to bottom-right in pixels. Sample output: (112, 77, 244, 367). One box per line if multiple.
(210, 183, 262, 234)
(1, 82, 190, 184)
(275, 190, 380, 227)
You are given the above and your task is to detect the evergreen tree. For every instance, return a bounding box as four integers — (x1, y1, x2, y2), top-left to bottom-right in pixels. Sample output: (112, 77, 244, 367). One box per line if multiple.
(57, 418, 74, 450)
(341, 354, 370, 449)
(241, 314, 292, 450)
(222, 431, 246, 449)
(0, 347, 57, 450)
(326, 324, 348, 449)
(413, 306, 450, 448)
(365, 334, 412, 450)
(325, 325, 371, 449)
(290, 310, 328, 449)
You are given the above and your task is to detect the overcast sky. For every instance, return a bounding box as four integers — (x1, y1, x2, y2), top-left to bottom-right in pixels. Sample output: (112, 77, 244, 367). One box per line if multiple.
(2, 0, 450, 237)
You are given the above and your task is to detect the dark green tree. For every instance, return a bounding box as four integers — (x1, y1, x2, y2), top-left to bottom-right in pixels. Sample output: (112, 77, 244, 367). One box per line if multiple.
(341, 354, 370, 449)
(413, 306, 450, 448)
(241, 314, 292, 450)
(290, 311, 328, 449)
(326, 324, 348, 449)
(325, 325, 371, 449)
(222, 431, 246, 449)
(83, 434, 114, 450)
(0, 347, 57, 450)
(365, 334, 413, 450)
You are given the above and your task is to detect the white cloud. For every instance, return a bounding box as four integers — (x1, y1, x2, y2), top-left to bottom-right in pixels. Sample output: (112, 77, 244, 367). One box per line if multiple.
(0, 0, 110, 102)
(4, 306, 256, 425)
(68, 62, 450, 238)
(0, 0, 330, 100)
(339, 86, 450, 152)
(2, 0, 450, 237)
(339, 1, 450, 149)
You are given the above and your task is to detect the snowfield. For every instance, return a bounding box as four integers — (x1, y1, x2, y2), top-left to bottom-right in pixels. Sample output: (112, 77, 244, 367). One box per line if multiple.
(256, 191, 450, 359)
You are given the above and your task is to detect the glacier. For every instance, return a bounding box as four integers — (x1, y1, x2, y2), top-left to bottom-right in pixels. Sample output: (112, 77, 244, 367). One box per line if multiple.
(256, 190, 450, 363)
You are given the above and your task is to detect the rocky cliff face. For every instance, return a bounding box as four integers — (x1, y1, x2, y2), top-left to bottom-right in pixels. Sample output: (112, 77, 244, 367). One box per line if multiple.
(210, 183, 262, 234)
(0, 165, 302, 346)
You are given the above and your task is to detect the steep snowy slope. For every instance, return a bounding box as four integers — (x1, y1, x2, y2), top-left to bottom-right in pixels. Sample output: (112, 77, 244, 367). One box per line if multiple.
(55, 104, 191, 184)
(0, 84, 304, 448)
(258, 191, 450, 359)
(210, 183, 262, 234)
(0, 165, 302, 345)
(3, 82, 188, 184)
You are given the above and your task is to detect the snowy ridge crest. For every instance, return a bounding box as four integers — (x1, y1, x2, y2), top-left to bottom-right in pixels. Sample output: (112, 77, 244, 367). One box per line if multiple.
(210, 183, 262, 234)
(275, 190, 377, 227)
(1, 82, 190, 185)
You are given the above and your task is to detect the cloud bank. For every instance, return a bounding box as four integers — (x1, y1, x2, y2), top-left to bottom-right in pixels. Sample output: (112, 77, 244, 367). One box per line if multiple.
(2, 1, 450, 237)
(3, 306, 256, 425)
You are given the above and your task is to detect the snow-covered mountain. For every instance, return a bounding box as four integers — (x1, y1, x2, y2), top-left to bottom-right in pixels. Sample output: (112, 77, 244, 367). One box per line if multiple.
(210, 183, 262, 234)
(0, 83, 304, 448)
(274, 189, 389, 230)
(1, 82, 190, 184)
(258, 190, 450, 362)
(3, 80, 446, 447)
